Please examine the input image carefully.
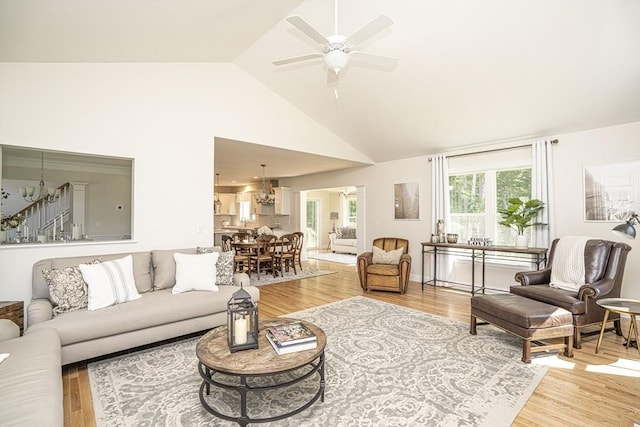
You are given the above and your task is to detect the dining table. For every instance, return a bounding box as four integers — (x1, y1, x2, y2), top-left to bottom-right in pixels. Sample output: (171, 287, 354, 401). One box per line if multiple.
(231, 239, 282, 277)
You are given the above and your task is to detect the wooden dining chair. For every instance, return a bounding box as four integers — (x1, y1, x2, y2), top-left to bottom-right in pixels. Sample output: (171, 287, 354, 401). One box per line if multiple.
(224, 235, 250, 273)
(221, 235, 233, 252)
(293, 231, 304, 271)
(274, 233, 298, 276)
(250, 234, 277, 279)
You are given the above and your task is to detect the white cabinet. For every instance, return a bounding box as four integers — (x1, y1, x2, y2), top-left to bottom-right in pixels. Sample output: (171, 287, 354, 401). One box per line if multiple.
(274, 187, 291, 215)
(250, 192, 274, 215)
(215, 193, 236, 215)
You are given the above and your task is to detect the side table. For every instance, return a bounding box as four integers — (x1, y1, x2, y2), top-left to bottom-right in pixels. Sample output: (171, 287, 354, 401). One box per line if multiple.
(0, 301, 24, 335)
(595, 298, 640, 355)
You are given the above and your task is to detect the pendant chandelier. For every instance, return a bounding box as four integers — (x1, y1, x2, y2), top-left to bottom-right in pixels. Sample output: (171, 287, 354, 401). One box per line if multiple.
(214, 173, 222, 214)
(254, 164, 275, 205)
(20, 152, 60, 204)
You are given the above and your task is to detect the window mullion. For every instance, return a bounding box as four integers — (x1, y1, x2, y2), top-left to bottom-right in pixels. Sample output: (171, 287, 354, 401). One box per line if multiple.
(486, 170, 497, 241)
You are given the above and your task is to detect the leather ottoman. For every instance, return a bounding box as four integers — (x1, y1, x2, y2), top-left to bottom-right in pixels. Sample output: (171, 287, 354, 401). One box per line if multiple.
(470, 293, 574, 363)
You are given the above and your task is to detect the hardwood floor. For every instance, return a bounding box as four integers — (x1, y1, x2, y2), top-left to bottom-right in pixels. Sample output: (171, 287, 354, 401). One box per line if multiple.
(62, 258, 640, 427)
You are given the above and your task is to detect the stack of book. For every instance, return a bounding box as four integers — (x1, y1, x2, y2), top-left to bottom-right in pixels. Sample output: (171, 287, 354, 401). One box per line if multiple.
(266, 321, 317, 355)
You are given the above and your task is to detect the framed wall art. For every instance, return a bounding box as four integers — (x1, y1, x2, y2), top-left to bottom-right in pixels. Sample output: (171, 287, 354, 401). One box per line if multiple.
(394, 182, 420, 220)
(583, 160, 640, 222)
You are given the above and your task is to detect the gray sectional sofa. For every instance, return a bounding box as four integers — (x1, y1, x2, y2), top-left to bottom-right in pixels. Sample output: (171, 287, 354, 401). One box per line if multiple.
(0, 246, 259, 426)
(0, 320, 63, 427)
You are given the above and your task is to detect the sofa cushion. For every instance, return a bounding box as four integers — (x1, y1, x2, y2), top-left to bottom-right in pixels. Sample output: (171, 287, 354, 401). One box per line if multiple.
(334, 238, 357, 246)
(0, 327, 63, 427)
(151, 248, 198, 290)
(367, 264, 400, 276)
(172, 252, 219, 294)
(26, 286, 260, 347)
(79, 255, 141, 311)
(33, 251, 153, 298)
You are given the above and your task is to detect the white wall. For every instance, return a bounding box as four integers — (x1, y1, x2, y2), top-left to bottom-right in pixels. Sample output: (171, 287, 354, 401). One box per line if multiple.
(283, 122, 640, 299)
(1, 61, 637, 309)
(0, 62, 370, 306)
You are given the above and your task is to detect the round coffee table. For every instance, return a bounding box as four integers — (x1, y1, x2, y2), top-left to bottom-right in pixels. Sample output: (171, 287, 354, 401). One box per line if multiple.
(196, 317, 327, 426)
(595, 298, 640, 355)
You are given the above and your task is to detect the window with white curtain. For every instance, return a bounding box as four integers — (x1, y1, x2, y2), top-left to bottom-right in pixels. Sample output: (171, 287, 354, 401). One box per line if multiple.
(447, 147, 532, 246)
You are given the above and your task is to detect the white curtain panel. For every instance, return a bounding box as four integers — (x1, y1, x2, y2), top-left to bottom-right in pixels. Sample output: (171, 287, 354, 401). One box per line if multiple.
(531, 140, 555, 248)
(430, 155, 453, 284)
(339, 192, 347, 227)
(431, 155, 450, 226)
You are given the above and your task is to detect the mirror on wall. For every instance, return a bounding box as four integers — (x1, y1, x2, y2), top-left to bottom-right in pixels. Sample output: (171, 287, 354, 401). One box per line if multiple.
(1, 145, 133, 245)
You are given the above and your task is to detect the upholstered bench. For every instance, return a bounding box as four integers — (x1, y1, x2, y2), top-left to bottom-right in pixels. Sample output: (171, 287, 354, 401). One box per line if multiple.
(470, 293, 574, 363)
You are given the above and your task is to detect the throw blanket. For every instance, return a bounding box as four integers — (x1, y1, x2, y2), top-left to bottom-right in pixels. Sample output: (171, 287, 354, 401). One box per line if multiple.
(550, 236, 590, 291)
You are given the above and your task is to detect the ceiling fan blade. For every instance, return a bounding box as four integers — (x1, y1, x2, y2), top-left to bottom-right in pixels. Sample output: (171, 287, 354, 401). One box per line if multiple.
(286, 15, 330, 45)
(273, 53, 323, 66)
(345, 15, 393, 47)
(351, 51, 398, 64)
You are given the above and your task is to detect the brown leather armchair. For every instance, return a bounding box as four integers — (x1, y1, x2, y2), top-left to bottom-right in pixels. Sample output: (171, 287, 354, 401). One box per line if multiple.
(357, 237, 411, 294)
(511, 238, 632, 348)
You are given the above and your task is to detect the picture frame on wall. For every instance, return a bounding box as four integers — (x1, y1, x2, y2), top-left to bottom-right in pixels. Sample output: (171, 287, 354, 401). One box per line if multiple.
(394, 182, 420, 220)
(583, 160, 640, 222)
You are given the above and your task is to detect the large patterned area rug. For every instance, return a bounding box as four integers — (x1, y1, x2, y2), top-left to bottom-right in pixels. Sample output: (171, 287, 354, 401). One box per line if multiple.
(88, 296, 548, 426)
(249, 267, 336, 287)
(308, 252, 357, 265)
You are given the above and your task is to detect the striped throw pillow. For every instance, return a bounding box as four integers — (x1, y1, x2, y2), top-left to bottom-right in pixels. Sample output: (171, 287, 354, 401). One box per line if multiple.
(79, 255, 141, 311)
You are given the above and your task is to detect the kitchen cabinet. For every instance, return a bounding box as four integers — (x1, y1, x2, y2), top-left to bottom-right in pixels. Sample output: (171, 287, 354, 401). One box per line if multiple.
(250, 192, 274, 215)
(274, 187, 291, 215)
(214, 193, 237, 215)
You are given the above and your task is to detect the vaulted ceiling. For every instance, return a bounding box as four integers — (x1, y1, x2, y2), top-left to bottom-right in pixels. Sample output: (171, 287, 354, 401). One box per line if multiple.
(2, 0, 639, 185)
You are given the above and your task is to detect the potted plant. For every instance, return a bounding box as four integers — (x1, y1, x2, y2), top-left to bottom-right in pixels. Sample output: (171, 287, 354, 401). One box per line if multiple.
(498, 197, 546, 247)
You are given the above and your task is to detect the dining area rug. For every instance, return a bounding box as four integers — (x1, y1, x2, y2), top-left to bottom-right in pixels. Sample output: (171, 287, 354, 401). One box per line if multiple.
(88, 296, 549, 426)
(249, 268, 336, 287)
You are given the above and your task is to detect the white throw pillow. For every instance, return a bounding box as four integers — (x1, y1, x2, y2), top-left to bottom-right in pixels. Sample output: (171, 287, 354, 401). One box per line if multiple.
(79, 255, 141, 311)
(172, 252, 219, 294)
(372, 246, 404, 265)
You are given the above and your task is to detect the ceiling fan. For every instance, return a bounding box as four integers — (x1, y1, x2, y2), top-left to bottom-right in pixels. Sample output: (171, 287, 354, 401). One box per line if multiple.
(273, 0, 396, 79)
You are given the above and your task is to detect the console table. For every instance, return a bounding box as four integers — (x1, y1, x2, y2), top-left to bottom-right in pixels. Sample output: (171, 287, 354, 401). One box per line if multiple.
(421, 242, 547, 295)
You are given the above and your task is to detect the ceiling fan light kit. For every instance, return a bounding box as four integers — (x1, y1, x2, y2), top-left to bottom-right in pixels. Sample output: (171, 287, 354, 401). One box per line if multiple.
(273, 1, 395, 81)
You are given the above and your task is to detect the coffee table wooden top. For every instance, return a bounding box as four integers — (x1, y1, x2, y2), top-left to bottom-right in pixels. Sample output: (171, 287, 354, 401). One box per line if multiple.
(196, 317, 326, 375)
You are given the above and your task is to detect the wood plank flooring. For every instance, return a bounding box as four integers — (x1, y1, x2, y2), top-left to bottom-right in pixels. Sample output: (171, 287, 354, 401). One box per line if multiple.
(62, 257, 640, 427)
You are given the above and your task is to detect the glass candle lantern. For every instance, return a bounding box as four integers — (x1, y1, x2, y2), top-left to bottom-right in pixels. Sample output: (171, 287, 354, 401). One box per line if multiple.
(227, 285, 259, 353)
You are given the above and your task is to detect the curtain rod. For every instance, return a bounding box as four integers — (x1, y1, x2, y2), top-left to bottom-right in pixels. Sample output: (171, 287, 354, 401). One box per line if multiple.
(428, 139, 558, 161)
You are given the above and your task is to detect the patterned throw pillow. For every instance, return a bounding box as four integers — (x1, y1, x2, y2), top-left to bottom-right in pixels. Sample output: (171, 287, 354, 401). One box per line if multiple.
(43, 259, 101, 315)
(341, 228, 357, 239)
(197, 247, 235, 285)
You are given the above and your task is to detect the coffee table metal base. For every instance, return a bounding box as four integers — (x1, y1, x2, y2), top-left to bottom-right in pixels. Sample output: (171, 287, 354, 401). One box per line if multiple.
(198, 352, 325, 426)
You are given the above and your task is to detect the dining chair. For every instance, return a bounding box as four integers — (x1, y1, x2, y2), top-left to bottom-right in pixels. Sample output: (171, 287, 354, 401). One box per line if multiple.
(250, 234, 277, 279)
(274, 233, 298, 276)
(293, 231, 304, 271)
(224, 235, 250, 273)
(220, 235, 233, 252)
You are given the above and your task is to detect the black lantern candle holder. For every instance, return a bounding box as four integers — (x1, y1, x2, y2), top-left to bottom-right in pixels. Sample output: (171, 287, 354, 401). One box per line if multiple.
(227, 285, 259, 353)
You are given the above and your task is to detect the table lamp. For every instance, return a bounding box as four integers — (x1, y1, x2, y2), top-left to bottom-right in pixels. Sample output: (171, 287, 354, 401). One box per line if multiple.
(330, 212, 339, 232)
